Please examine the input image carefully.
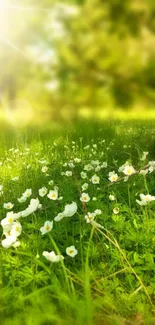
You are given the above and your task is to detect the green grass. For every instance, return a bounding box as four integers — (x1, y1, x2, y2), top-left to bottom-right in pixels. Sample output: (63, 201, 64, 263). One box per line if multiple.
(1, 120, 155, 325)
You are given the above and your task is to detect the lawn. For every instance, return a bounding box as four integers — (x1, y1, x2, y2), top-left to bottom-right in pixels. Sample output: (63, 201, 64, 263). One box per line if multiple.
(1, 120, 155, 325)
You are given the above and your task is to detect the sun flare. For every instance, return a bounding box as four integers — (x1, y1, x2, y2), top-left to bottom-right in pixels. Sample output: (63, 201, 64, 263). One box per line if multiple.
(0, 0, 9, 37)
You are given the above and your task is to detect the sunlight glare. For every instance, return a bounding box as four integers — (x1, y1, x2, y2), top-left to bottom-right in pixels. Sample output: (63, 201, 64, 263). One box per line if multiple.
(0, 0, 9, 38)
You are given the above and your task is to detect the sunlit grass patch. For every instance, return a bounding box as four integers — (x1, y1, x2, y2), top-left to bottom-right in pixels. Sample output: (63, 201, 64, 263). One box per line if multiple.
(0, 120, 155, 324)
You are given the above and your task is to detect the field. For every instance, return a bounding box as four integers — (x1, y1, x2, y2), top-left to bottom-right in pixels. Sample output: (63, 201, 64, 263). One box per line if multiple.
(1, 120, 155, 325)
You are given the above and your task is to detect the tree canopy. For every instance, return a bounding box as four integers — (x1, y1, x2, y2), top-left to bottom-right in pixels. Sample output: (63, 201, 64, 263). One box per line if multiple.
(1, 0, 155, 119)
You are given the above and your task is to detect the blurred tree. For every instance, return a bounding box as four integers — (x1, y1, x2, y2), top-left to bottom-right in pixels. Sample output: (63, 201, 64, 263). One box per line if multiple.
(1, 0, 155, 119)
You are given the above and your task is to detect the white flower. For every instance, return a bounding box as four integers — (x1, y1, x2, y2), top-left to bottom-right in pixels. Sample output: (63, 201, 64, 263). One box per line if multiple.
(118, 161, 129, 172)
(63, 202, 77, 217)
(82, 183, 88, 191)
(74, 158, 81, 163)
(84, 164, 93, 171)
(68, 162, 75, 168)
(12, 176, 19, 181)
(39, 187, 48, 197)
(139, 169, 148, 176)
(95, 166, 101, 172)
(40, 221, 53, 235)
(113, 207, 120, 215)
(1, 235, 17, 248)
(47, 189, 58, 200)
(136, 194, 155, 206)
(109, 194, 116, 201)
(43, 251, 64, 263)
(80, 172, 87, 179)
(101, 162, 107, 168)
(41, 166, 48, 173)
(22, 189, 32, 198)
(65, 171, 72, 177)
(1, 212, 16, 228)
(18, 196, 27, 203)
(149, 160, 155, 166)
(140, 151, 149, 161)
(3, 202, 14, 210)
(66, 245, 78, 257)
(108, 172, 119, 182)
(85, 212, 96, 223)
(148, 166, 154, 173)
(39, 159, 48, 165)
(58, 196, 63, 201)
(122, 165, 135, 176)
(84, 145, 90, 150)
(48, 180, 54, 186)
(12, 240, 21, 248)
(94, 209, 102, 215)
(54, 212, 64, 222)
(10, 221, 22, 237)
(80, 193, 90, 203)
(91, 160, 100, 166)
(21, 198, 40, 217)
(91, 174, 100, 184)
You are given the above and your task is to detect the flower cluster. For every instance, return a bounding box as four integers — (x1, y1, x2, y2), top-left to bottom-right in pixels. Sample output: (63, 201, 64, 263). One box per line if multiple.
(1, 199, 40, 248)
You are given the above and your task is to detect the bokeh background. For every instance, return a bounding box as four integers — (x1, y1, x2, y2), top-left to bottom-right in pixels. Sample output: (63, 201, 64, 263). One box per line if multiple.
(1, 0, 155, 127)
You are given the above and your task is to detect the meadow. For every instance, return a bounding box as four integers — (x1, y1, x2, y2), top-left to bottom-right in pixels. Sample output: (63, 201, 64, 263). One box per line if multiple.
(1, 120, 155, 325)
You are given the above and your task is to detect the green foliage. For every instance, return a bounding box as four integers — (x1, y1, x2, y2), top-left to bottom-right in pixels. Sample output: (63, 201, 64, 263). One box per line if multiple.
(1, 0, 155, 118)
(0, 120, 155, 324)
